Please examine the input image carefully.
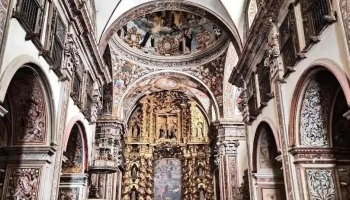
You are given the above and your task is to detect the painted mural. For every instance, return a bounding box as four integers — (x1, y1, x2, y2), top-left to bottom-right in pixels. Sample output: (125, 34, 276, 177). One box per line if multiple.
(117, 10, 222, 56)
(121, 74, 211, 118)
(153, 159, 181, 200)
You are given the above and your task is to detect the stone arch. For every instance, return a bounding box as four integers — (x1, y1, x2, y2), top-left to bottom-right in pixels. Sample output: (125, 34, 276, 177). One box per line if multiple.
(63, 117, 89, 172)
(252, 122, 281, 172)
(288, 59, 350, 147)
(1, 64, 55, 146)
(0, 55, 56, 145)
(252, 122, 286, 200)
(117, 70, 220, 122)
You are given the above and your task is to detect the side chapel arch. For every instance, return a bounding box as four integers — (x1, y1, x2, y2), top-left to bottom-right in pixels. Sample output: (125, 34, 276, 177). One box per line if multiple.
(62, 119, 89, 173)
(288, 59, 350, 147)
(252, 122, 286, 200)
(2, 64, 54, 145)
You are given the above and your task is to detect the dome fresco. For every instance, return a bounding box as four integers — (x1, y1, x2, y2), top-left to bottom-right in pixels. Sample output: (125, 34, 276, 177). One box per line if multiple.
(116, 10, 223, 57)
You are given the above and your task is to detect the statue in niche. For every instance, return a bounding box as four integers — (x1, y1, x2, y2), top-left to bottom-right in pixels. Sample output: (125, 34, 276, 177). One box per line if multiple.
(131, 122, 141, 138)
(159, 126, 166, 139)
(168, 125, 177, 139)
(131, 164, 138, 179)
(125, 27, 141, 49)
(196, 122, 204, 138)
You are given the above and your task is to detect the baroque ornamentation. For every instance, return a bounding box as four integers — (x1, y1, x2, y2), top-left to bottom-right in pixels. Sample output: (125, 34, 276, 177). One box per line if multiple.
(110, 35, 229, 68)
(306, 169, 336, 200)
(63, 33, 80, 76)
(62, 125, 83, 173)
(58, 187, 79, 200)
(300, 74, 337, 147)
(9, 68, 47, 144)
(6, 168, 40, 200)
(264, 24, 280, 75)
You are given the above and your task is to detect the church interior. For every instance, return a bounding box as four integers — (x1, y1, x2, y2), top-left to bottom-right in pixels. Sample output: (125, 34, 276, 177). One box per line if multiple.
(0, 0, 349, 199)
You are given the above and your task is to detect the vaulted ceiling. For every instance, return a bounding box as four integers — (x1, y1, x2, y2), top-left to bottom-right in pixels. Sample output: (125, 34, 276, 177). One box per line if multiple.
(96, 0, 245, 122)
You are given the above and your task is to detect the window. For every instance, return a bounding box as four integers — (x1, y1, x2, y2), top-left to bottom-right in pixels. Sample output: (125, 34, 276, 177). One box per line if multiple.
(280, 5, 300, 75)
(83, 72, 94, 119)
(257, 59, 272, 106)
(44, 4, 66, 74)
(300, 0, 335, 45)
(247, 74, 258, 118)
(13, 0, 45, 42)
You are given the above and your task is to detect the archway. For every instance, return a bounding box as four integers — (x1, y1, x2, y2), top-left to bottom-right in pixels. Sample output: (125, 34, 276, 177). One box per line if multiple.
(0, 65, 54, 199)
(58, 122, 88, 200)
(252, 122, 286, 200)
(289, 68, 350, 199)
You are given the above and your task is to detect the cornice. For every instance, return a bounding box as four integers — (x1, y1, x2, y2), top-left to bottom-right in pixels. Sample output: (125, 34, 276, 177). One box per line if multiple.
(229, 0, 284, 87)
(110, 35, 230, 69)
(62, 0, 112, 85)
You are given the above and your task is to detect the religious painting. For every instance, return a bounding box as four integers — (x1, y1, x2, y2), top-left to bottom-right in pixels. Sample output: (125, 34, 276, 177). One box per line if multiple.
(117, 10, 222, 56)
(153, 159, 181, 200)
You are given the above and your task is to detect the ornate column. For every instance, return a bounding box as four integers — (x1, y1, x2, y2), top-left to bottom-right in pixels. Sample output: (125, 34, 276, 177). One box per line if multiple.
(214, 122, 245, 200)
(88, 119, 124, 200)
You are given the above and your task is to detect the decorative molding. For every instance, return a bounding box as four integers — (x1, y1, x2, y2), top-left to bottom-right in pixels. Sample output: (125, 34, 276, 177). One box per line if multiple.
(111, 36, 230, 69)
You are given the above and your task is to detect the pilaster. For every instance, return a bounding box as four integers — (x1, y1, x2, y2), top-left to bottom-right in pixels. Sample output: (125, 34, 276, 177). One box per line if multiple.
(214, 121, 245, 200)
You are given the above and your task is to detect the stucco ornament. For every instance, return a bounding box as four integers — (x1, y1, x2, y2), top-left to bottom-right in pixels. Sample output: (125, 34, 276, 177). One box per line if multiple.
(300, 78, 334, 147)
(6, 168, 40, 200)
(10, 69, 47, 145)
(264, 23, 280, 75)
(58, 187, 79, 200)
(306, 169, 336, 200)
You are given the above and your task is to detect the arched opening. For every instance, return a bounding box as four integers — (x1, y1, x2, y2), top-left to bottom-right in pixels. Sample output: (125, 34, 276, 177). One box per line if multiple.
(58, 122, 87, 199)
(290, 68, 350, 199)
(0, 65, 53, 199)
(253, 122, 286, 200)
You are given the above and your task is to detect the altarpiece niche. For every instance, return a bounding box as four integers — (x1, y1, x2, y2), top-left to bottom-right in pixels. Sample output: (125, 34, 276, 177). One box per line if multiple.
(122, 91, 214, 200)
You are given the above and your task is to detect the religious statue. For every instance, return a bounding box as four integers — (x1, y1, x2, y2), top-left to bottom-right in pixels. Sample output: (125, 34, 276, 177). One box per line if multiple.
(132, 122, 141, 138)
(125, 27, 142, 49)
(168, 125, 177, 139)
(196, 122, 204, 138)
(159, 126, 166, 139)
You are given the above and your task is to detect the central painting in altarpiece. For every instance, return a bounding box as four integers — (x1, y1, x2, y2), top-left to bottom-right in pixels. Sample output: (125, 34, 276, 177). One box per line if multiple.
(153, 159, 181, 200)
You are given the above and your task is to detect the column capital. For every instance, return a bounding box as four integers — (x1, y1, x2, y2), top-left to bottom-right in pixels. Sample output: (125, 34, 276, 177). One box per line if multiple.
(217, 140, 240, 155)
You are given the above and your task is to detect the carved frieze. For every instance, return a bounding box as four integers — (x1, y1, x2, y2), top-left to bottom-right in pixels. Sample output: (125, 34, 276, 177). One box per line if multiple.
(341, 0, 350, 55)
(5, 168, 41, 200)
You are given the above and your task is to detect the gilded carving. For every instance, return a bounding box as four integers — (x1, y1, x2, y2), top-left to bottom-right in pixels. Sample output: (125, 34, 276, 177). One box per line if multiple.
(6, 168, 40, 200)
(124, 91, 213, 199)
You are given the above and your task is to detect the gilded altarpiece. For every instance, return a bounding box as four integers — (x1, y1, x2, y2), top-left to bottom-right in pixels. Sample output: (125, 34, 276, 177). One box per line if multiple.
(123, 91, 213, 200)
